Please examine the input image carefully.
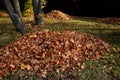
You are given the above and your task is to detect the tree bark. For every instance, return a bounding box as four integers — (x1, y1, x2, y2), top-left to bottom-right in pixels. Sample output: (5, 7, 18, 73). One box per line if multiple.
(32, 0, 43, 25)
(3, 0, 26, 34)
(13, 0, 22, 19)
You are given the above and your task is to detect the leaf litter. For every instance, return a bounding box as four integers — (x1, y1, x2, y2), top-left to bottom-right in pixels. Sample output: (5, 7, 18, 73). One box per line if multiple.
(45, 10, 71, 21)
(0, 30, 114, 79)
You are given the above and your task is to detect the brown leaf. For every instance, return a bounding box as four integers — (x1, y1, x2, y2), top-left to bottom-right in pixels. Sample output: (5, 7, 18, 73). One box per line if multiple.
(0, 62, 6, 68)
(34, 65, 40, 71)
(0, 70, 6, 79)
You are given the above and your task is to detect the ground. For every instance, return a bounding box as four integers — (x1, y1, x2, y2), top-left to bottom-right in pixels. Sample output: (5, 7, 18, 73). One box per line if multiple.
(0, 10, 120, 80)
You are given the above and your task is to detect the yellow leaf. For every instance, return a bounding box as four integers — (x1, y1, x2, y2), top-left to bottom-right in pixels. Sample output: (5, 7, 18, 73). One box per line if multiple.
(14, 47, 18, 51)
(29, 34, 37, 38)
(20, 63, 26, 70)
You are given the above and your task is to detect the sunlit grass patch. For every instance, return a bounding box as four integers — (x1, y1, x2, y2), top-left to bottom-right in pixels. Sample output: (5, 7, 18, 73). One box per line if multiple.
(0, 16, 120, 49)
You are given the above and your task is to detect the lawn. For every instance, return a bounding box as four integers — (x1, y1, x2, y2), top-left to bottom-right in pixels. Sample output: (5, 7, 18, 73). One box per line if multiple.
(0, 16, 120, 49)
(0, 15, 120, 80)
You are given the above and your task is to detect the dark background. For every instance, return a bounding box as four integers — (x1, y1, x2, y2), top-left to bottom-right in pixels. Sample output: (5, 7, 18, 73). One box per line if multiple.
(44, 0, 120, 17)
(0, 0, 120, 17)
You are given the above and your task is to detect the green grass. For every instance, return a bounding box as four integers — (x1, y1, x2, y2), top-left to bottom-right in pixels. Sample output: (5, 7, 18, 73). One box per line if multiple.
(0, 17, 21, 48)
(0, 16, 120, 48)
(0, 16, 120, 80)
(42, 18, 120, 48)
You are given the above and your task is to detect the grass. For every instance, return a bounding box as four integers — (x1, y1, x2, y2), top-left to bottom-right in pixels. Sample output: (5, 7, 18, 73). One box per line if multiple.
(43, 18, 120, 48)
(0, 16, 120, 48)
(0, 17, 20, 48)
(0, 15, 120, 80)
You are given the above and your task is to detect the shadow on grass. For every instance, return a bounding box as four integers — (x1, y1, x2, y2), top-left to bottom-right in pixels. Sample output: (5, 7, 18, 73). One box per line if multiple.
(44, 22, 120, 48)
(0, 17, 120, 49)
(0, 19, 20, 48)
(96, 31, 120, 48)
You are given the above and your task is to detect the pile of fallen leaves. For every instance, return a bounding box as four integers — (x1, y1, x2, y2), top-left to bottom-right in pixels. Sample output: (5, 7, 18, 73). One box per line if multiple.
(45, 10, 70, 21)
(100, 17, 120, 24)
(0, 31, 113, 79)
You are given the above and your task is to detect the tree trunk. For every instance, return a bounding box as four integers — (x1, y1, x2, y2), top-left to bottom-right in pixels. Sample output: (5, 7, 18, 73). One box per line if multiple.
(13, 0, 22, 19)
(3, 0, 26, 34)
(32, 0, 43, 25)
